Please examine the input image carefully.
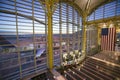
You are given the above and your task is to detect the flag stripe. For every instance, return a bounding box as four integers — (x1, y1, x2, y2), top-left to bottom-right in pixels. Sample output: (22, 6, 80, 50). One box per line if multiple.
(107, 29, 110, 50)
(111, 28, 113, 51)
(108, 29, 111, 50)
(101, 36, 103, 50)
(105, 35, 107, 50)
(101, 27, 116, 51)
(109, 28, 111, 51)
(112, 28, 116, 51)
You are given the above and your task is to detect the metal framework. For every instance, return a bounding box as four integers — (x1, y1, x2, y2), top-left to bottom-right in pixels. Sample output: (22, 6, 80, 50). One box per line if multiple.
(0, 0, 47, 79)
(15, 0, 22, 78)
(59, 0, 83, 17)
(86, 0, 120, 53)
(0, 0, 120, 80)
(0, 0, 82, 79)
(59, 3, 63, 64)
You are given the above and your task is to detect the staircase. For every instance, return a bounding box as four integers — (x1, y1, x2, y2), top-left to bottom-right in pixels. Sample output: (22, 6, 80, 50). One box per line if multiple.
(63, 57, 120, 80)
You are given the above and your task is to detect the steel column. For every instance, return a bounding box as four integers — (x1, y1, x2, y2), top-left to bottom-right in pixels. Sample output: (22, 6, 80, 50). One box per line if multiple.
(82, 16, 87, 54)
(97, 27, 101, 46)
(59, 3, 63, 64)
(32, 0, 37, 71)
(15, 0, 22, 78)
(66, 4, 69, 54)
(47, 12, 53, 69)
(46, 1, 53, 70)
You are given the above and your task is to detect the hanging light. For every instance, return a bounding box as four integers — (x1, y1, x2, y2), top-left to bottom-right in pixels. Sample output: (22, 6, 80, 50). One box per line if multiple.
(103, 23, 106, 28)
(109, 23, 114, 28)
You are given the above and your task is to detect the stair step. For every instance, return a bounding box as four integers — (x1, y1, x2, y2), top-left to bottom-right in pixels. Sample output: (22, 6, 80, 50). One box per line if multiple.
(80, 67, 102, 80)
(72, 67, 94, 80)
(86, 58, 120, 77)
(83, 66, 112, 80)
(84, 62, 115, 79)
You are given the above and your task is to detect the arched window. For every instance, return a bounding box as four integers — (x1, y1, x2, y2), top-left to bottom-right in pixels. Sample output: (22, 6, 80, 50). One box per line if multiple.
(88, 0, 120, 21)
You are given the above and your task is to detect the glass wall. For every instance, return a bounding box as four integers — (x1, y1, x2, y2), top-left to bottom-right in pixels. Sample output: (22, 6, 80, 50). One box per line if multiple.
(0, 0, 82, 79)
(88, 0, 120, 21)
(87, 0, 120, 53)
(0, 0, 47, 79)
(86, 25, 98, 53)
(53, 3, 82, 66)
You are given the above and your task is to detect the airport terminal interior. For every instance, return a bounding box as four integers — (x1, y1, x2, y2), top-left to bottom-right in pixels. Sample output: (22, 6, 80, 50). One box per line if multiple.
(0, 0, 120, 80)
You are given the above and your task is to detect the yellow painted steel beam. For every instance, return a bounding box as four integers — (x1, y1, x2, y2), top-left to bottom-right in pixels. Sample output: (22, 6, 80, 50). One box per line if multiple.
(97, 27, 101, 45)
(47, 12, 53, 70)
(88, 0, 114, 16)
(86, 15, 120, 25)
(46, 0, 54, 70)
(39, 0, 58, 70)
(60, 0, 114, 18)
(82, 16, 87, 54)
(82, 26, 87, 53)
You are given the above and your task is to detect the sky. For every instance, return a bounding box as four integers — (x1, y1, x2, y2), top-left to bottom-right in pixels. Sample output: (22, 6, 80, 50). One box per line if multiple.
(0, 0, 120, 35)
(0, 0, 82, 35)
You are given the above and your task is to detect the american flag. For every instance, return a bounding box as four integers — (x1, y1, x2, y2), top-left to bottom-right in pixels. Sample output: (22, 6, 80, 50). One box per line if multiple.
(101, 27, 116, 51)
